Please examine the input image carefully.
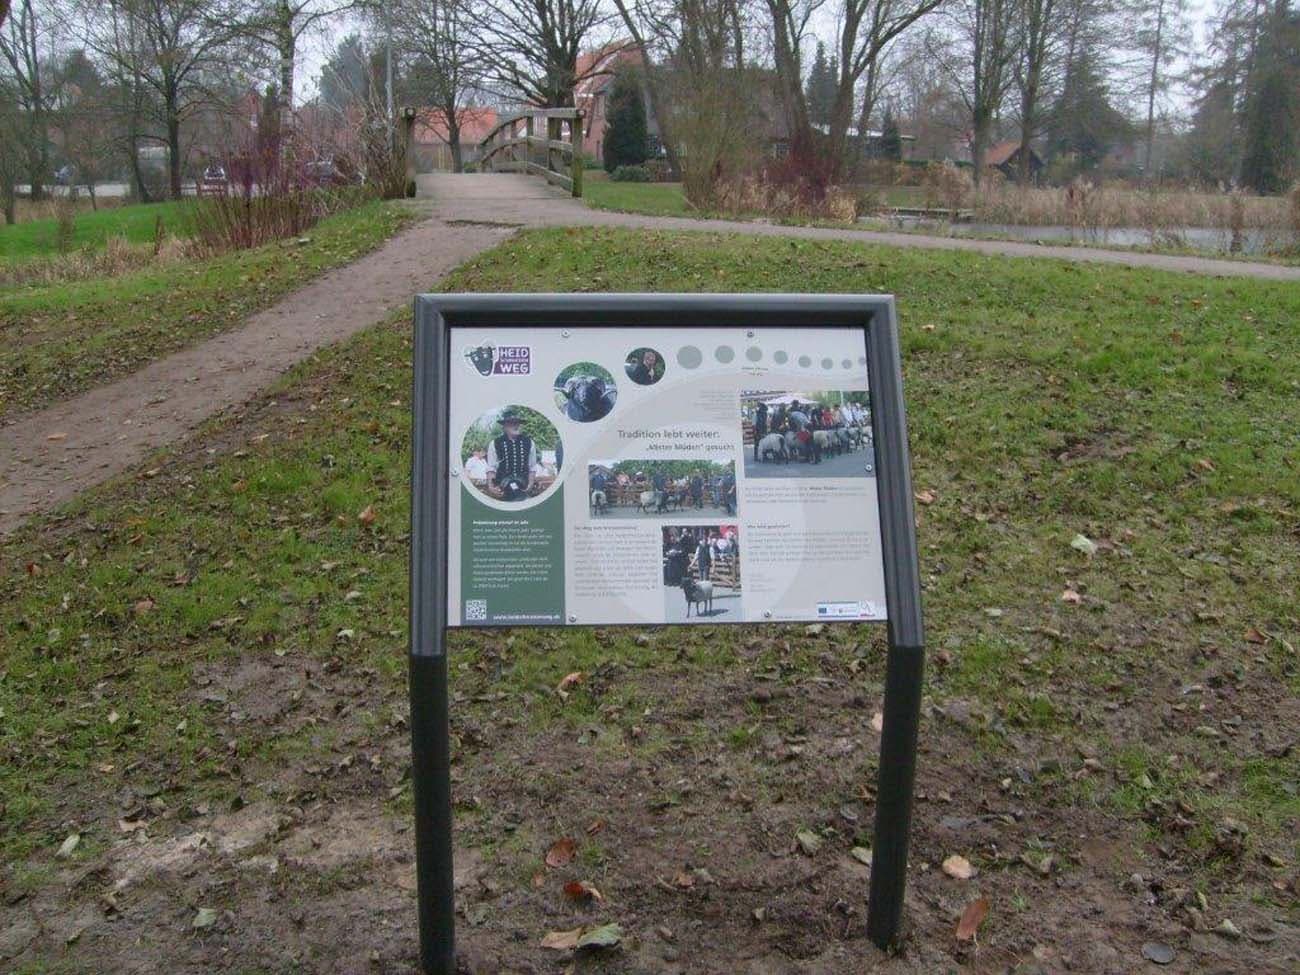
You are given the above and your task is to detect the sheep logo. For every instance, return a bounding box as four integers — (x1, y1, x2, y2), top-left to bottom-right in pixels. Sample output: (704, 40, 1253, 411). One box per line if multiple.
(464, 343, 496, 376)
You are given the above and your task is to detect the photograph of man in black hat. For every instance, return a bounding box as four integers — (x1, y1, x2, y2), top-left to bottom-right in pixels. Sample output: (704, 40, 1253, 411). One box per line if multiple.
(486, 409, 538, 501)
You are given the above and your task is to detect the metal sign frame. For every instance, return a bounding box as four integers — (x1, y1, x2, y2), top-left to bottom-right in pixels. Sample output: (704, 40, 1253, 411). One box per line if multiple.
(410, 294, 924, 973)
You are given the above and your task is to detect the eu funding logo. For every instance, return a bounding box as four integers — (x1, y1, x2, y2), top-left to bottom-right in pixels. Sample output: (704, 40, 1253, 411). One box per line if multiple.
(463, 343, 531, 376)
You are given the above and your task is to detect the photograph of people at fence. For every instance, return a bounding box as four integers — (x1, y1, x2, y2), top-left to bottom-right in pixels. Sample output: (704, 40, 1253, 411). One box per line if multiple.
(741, 391, 875, 479)
(588, 460, 737, 518)
(661, 525, 741, 622)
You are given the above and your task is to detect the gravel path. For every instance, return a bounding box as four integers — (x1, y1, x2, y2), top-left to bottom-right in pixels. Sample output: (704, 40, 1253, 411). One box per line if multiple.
(3, 174, 1295, 534)
(0, 208, 509, 534)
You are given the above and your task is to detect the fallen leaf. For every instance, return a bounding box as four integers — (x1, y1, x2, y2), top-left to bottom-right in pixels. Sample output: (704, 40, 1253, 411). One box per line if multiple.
(563, 880, 604, 902)
(955, 897, 989, 941)
(1070, 533, 1098, 556)
(56, 833, 80, 858)
(541, 927, 582, 950)
(585, 818, 605, 834)
(795, 829, 822, 855)
(192, 907, 219, 930)
(545, 836, 577, 867)
(1060, 589, 1082, 604)
(1244, 627, 1267, 645)
(672, 870, 695, 889)
(576, 923, 623, 949)
(556, 672, 584, 699)
(943, 854, 975, 880)
(25, 562, 40, 577)
(133, 598, 155, 616)
(47, 431, 67, 441)
(107, 710, 120, 725)
(850, 846, 873, 866)
(357, 504, 376, 526)
(1194, 457, 1216, 472)
(914, 489, 936, 505)
(871, 711, 884, 733)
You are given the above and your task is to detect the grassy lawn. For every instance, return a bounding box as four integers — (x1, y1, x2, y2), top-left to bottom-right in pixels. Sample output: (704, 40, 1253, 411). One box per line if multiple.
(0, 199, 416, 418)
(1, 229, 1296, 969)
(0, 200, 195, 261)
(584, 176, 690, 216)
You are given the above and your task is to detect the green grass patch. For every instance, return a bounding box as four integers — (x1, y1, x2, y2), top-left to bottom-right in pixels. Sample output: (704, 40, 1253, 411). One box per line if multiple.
(2, 226, 1298, 886)
(0, 200, 417, 417)
(584, 178, 690, 217)
(0, 200, 195, 261)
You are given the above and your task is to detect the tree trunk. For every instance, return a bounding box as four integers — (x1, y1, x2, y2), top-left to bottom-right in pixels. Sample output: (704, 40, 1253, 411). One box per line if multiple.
(167, 108, 182, 199)
(1018, 101, 1035, 183)
(2, 179, 14, 224)
(1144, 0, 1165, 179)
(448, 118, 463, 173)
(277, 9, 295, 135)
(972, 112, 992, 187)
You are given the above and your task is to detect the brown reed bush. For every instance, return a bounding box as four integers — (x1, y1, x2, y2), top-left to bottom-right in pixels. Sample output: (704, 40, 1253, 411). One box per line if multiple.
(187, 185, 373, 255)
(710, 173, 862, 223)
(920, 163, 971, 213)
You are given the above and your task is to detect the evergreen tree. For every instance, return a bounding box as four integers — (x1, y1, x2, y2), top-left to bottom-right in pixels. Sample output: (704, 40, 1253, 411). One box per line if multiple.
(804, 41, 837, 128)
(602, 68, 648, 171)
(1048, 47, 1133, 171)
(880, 106, 903, 160)
(1240, 0, 1299, 192)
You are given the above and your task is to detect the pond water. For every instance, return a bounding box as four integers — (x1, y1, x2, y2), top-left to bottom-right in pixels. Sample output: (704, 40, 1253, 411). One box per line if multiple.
(871, 216, 1293, 256)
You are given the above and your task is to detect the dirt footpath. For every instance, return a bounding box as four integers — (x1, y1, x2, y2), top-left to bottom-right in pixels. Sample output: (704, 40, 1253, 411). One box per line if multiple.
(0, 214, 509, 535)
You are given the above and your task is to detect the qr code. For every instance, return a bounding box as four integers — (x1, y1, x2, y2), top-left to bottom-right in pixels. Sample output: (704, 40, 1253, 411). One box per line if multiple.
(464, 599, 487, 622)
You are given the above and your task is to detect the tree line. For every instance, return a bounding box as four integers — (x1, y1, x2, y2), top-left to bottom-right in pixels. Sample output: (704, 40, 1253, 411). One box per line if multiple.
(1, 0, 1297, 223)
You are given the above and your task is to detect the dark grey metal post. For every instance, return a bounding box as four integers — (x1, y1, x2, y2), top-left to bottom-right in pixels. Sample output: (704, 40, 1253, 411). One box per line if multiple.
(410, 298, 455, 974)
(864, 299, 926, 950)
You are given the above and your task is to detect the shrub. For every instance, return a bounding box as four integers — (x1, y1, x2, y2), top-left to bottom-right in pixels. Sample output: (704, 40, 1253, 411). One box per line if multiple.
(610, 165, 651, 183)
(643, 159, 673, 183)
(189, 185, 373, 254)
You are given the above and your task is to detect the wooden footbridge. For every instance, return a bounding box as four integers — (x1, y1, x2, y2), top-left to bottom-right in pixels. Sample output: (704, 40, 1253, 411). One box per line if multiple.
(475, 107, 586, 197)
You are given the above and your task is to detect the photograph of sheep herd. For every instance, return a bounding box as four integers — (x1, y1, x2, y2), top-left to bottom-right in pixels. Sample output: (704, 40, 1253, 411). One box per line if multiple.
(588, 460, 737, 518)
(662, 525, 741, 622)
(742, 391, 876, 479)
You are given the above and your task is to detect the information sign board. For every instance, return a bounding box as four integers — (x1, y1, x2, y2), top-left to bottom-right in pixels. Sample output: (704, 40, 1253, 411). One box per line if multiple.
(409, 295, 924, 974)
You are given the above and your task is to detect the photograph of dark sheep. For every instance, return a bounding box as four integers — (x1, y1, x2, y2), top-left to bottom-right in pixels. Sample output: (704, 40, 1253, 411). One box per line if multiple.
(661, 525, 741, 622)
(588, 459, 736, 518)
(741, 391, 875, 478)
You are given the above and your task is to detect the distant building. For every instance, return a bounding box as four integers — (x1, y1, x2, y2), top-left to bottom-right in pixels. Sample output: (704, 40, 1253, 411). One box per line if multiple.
(412, 107, 502, 171)
(983, 140, 1044, 182)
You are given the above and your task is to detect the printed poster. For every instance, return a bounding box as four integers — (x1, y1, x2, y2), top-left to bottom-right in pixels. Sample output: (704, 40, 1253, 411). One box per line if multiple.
(446, 327, 887, 626)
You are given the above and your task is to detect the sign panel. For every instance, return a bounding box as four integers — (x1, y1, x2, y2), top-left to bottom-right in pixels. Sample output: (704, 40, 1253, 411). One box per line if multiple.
(446, 326, 888, 627)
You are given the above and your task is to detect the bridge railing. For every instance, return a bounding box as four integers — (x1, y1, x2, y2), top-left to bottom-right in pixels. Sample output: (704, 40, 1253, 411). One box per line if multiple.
(477, 107, 585, 197)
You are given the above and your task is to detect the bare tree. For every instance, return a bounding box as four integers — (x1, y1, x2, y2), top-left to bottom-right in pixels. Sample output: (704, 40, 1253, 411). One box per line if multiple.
(391, 0, 482, 171)
(1012, 0, 1058, 181)
(1128, 0, 1190, 177)
(236, 0, 352, 125)
(0, 76, 23, 221)
(83, 0, 238, 198)
(935, 0, 1019, 184)
(765, 0, 820, 160)
(0, 0, 51, 198)
(473, 0, 611, 107)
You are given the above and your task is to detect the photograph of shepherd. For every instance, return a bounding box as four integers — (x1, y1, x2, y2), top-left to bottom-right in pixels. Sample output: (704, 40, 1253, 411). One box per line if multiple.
(460, 406, 562, 503)
(587, 459, 737, 517)
(554, 362, 618, 422)
(624, 347, 666, 386)
(661, 525, 741, 621)
(741, 391, 876, 479)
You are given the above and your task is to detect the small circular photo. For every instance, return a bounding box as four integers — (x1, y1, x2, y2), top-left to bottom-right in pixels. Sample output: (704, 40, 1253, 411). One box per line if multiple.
(554, 362, 618, 422)
(461, 405, 562, 504)
(624, 347, 666, 386)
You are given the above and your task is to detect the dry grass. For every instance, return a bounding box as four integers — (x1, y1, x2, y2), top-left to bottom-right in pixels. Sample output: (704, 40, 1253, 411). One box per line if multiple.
(712, 175, 860, 223)
(972, 179, 1295, 232)
(0, 234, 189, 288)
